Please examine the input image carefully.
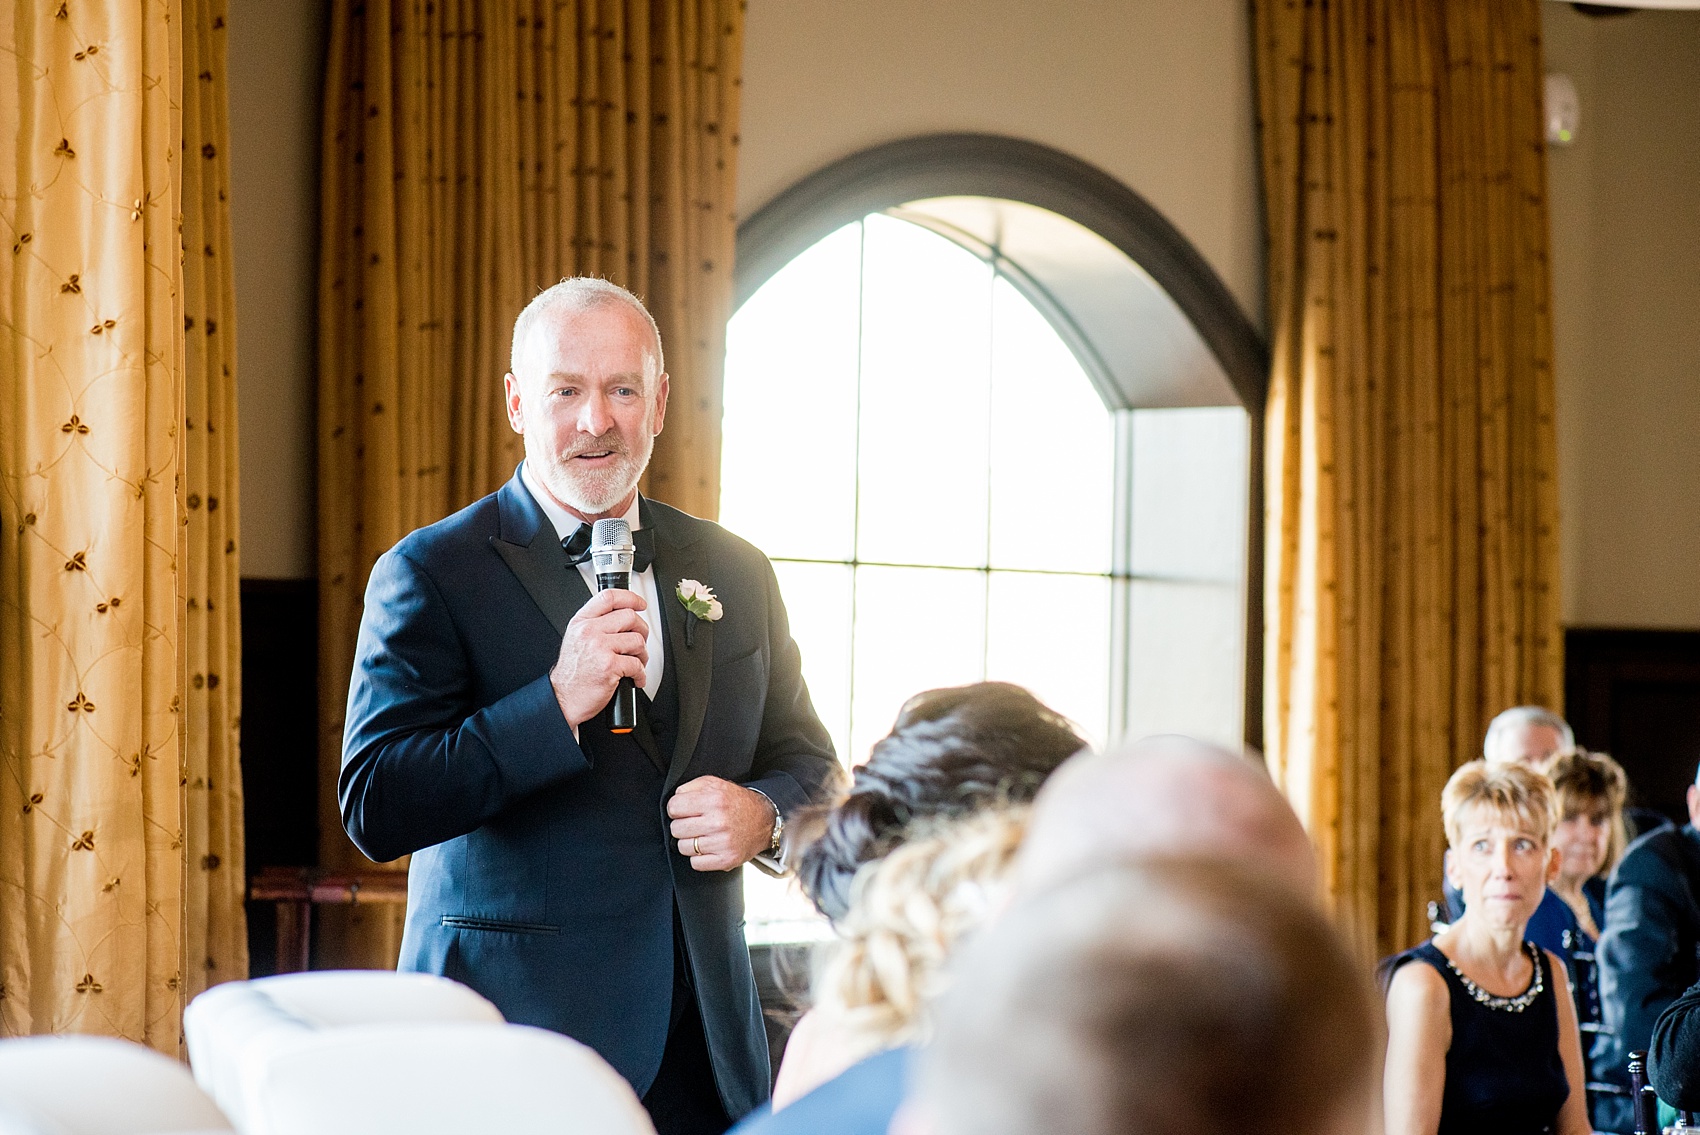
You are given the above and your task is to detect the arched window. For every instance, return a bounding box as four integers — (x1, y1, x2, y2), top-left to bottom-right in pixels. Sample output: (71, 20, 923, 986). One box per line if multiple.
(723, 212, 1120, 755)
(721, 137, 1266, 939)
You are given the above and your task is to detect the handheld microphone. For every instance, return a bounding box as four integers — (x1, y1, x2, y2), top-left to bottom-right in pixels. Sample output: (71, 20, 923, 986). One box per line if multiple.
(589, 518, 639, 734)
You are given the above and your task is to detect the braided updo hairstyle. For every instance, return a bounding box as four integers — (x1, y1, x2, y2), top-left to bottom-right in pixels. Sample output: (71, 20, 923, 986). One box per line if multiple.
(809, 807, 1029, 1061)
(791, 682, 1085, 922)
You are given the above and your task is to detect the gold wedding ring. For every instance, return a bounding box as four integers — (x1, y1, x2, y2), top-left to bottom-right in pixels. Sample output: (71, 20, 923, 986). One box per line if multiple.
(692, 837, 702, 857)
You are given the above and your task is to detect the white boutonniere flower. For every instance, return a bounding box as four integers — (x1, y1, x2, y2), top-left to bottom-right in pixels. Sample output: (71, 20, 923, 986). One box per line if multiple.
(676, 579, 722, 647)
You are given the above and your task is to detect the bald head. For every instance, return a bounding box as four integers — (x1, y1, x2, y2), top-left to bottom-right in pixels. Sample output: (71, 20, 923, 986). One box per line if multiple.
(1017, 735, 1317, 898)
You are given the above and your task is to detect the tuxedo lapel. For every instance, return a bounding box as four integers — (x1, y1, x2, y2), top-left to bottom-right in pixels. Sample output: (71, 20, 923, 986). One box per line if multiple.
(490, 472, 592, 636)
(644, 497, 713, 791)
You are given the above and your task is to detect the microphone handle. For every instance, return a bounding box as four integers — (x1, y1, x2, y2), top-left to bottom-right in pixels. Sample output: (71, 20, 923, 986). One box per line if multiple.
(596, 569, 638, 734)
(610, 677, 637, 734)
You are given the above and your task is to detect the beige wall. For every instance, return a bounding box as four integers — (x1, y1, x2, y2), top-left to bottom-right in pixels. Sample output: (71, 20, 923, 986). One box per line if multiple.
(737, 0, 1264, 325)
(1544, 5, 1700, 629)
(228, 1, 326, 579)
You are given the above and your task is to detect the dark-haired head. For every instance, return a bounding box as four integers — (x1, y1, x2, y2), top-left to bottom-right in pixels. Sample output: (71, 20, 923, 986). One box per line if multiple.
(791, 682, 1086, 923)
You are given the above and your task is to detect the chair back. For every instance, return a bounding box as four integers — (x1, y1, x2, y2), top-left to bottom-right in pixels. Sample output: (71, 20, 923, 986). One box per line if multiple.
(184, 971, 502, 1131)
(0, 1036, 233, 1134)
(246, 1023, 655, 1135)
(1631, 1050, 1660, 1135)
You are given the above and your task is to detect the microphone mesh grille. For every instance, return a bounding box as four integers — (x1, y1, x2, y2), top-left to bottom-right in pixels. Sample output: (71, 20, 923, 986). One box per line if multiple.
(590, 518, 630, 548)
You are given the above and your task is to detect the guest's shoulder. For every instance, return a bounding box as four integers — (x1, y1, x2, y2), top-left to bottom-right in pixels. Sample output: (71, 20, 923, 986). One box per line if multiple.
(1384, 944, 1449, 1002)
(1614, 823, 1697, 886)
(1383, 946, 1451, 1047)
(1525, 888, 1580, 957)
(730, 1047, 910, 1135)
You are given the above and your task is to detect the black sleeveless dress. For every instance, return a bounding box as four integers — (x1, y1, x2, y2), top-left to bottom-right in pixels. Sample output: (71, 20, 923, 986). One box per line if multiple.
(1386, 940, 1570, 1135)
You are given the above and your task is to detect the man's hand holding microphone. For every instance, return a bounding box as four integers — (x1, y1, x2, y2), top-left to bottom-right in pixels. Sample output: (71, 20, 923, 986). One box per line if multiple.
(548, 518, 777, 872)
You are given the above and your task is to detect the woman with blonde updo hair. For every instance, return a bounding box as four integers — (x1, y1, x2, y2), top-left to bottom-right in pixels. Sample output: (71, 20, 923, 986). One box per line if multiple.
(771, 807, 1027, 1110)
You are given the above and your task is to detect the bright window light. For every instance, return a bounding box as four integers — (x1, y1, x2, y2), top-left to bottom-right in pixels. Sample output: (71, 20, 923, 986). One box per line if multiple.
(721, 212, 1120, 938)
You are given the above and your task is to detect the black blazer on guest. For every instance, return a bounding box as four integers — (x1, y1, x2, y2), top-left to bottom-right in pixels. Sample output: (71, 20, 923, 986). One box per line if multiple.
(1651, 976, 1700, 1110)
(1591, 823, 1700, 1132)
(339, 469, 842, 1119)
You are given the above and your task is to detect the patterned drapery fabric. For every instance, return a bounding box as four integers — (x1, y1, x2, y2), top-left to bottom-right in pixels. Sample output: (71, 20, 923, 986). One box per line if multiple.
(1253, 0, 1563, 957)
(0, 0, 245, 1050)
(317, 0, 743, 968)
(180, 0, 247, 1004)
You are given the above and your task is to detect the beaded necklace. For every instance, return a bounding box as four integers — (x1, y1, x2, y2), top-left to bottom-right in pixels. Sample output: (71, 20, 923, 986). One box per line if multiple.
(1442, 941, 1544, 1013)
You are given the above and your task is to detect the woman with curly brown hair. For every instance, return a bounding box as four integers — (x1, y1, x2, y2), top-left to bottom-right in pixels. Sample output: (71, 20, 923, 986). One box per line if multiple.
(789, 681, 1084, 924)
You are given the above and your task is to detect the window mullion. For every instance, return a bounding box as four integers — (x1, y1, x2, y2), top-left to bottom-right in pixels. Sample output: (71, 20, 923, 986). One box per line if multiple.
(1108, 408, 1137, 743)
(980, 264, 998, 685)
(845, 220, 867, 764)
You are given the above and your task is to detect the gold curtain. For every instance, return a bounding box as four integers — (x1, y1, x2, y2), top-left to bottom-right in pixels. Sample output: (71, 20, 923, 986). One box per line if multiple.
(0, 0, 245, 1049)
(318, 0, 743, 968)
(1254, 0, 1562, 958)
(180, 0, 246, 999)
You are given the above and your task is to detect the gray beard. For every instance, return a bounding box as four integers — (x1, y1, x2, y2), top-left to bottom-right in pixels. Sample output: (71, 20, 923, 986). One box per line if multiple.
(537, 444, 650, 516)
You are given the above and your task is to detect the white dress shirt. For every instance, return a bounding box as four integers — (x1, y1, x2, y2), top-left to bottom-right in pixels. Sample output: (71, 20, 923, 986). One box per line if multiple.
(520, 462, 782, 865)
(520, 461, 665, 696)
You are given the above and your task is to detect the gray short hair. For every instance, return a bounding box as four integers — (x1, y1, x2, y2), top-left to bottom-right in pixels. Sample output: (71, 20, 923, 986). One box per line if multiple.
(1482, 706, 1574, 761)
(509, 277, 664, 377)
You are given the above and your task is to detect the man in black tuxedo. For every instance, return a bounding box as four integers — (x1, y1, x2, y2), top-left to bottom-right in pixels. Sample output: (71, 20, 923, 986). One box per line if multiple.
(340, 278, 843, 1134)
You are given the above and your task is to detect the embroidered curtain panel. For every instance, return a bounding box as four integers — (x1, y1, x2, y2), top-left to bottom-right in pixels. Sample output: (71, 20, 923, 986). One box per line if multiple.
(0, 0, 245, 1049)
(1253, 0, 1563, 957)
(180, 0, 246, 1007)
(317, 0, 743, 967)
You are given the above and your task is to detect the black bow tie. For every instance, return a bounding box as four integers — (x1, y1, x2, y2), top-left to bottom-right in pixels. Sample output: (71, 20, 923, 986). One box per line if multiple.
(563, 524, 654, 574)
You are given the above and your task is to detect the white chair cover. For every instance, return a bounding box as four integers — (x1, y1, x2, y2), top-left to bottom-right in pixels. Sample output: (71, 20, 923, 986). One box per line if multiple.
(183, 971, 502, 1132)
(0, 1102, 60, 1135)
(249, 1022, 655, 1135)
(0, 1036, 233, 1135)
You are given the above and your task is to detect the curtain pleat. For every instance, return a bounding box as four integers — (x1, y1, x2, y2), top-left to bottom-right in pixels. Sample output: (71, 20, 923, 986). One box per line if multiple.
(317, 0, 743, 969)
(179, 0, 247, 999)
(2, 0, 245, 1050)
(1254, 0, 1562, 957)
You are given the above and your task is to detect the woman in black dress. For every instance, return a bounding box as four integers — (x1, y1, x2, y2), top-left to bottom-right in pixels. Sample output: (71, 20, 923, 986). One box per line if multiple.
(1383, 760, 1591, 1135)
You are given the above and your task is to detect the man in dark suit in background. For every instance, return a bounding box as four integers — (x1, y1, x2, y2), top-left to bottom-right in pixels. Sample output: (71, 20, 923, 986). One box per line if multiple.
(340, 278, 843, 1135)
(1591, 760, 1700, 1133)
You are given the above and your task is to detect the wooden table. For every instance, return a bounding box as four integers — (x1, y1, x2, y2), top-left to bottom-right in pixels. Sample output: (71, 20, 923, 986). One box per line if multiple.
(248, 867, 409, 973)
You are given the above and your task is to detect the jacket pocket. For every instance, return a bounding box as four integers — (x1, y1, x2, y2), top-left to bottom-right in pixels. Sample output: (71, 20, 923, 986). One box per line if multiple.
(440, 915, 559, 935)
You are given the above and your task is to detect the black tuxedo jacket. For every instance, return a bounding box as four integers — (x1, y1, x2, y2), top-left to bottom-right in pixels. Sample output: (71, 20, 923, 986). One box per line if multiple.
(339, 470, 841, 1117)
(1592, 823, 1700, 1132)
